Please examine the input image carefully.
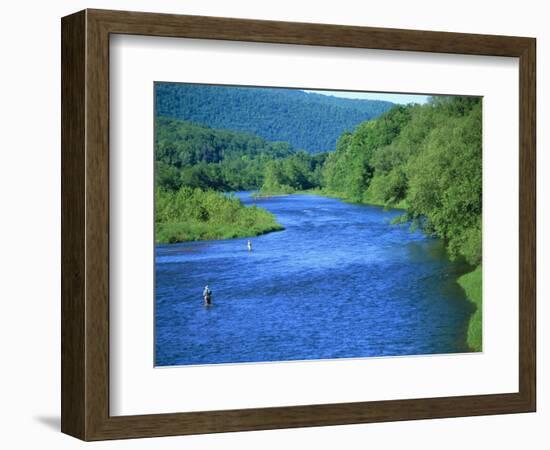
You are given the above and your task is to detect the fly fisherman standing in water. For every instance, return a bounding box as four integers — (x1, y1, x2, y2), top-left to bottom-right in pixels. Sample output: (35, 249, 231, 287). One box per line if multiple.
(203, 285, 212, 306)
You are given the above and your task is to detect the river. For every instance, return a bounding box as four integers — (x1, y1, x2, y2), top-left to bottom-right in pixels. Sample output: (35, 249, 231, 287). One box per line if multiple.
(155, 192, 474, 366)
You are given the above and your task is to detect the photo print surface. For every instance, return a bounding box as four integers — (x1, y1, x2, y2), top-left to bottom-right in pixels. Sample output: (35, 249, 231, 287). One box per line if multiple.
(154, 83, 482, 367)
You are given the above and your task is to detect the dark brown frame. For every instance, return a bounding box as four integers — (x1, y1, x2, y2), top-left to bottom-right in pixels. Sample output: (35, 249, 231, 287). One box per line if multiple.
(61, 9, 536, 441)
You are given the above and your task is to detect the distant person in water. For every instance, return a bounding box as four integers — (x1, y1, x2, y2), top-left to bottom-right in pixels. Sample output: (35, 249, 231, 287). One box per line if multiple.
(247, 240, 252, 251)
(203, 285, 212, 305)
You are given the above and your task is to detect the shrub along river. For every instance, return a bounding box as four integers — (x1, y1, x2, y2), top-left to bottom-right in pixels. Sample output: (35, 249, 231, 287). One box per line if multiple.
(155, 192, 474, 366)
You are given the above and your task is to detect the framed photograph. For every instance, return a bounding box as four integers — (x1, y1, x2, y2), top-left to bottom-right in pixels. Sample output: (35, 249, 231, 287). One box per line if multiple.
(61, 9, 536, 440)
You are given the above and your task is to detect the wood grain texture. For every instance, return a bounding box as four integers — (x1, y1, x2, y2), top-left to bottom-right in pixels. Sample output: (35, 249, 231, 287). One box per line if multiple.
(61, 8, 537, 441)
(518, 39, 536, 410)
(89, 8, 532, 56)
(61, 10, 86, 439)
(84, 10, 111, 440)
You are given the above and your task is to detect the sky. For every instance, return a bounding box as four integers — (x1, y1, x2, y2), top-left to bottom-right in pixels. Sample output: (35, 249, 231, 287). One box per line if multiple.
(304, 89, 430, 105)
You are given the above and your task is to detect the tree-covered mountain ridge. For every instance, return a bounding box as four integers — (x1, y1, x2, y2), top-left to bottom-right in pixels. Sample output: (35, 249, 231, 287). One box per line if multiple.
(155, 117, 315, 192)
(155, 83, 394, 153)
(156, 116, 295, 166)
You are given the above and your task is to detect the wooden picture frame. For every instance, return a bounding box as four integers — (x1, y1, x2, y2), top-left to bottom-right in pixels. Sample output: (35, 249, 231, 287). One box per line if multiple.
(61, 8, 536, 441)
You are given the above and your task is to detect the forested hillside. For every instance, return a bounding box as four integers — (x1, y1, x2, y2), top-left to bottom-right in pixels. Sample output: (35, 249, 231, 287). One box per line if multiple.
(155, 117, 295, 191)
(321, 96, 482, 266)
(155, 83, 394, 153)
(259, 96, 482, 267)
(156, 97, 482, 267)
(257, 95, 483, 350)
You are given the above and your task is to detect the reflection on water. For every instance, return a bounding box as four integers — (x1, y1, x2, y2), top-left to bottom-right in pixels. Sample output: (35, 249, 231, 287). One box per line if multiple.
(155, 192, 473, 366)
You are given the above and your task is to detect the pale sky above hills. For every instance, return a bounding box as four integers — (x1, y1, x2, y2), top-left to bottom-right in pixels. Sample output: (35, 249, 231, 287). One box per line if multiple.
(304, 89, 430, 105)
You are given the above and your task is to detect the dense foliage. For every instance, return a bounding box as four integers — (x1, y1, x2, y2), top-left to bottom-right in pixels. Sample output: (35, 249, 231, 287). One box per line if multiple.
(458, 266, 482, 351)
(260, 151, 328, 195)
(155, 83, 394, 153)
(323, 105, 413, 201)
(155, 117, 295, 191)
(156, 187, 283, 243)
(156, 97, 482, 267)
(322, 96, 482, 266)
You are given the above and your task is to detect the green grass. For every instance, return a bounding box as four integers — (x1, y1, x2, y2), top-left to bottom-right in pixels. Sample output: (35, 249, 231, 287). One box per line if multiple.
(156, 221, 284, 244)
(290, 188, 408, 211)
(256, 187, 408, 212)
(360, 190, 408, 210)
(155, 187, 284, 244)
(457, 265, 482, 352)
(255, 185, 297, 197)
(258, 187, 481, 352)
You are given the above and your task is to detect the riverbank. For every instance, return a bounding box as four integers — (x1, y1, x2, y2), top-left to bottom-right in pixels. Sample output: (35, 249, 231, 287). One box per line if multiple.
(257, 188, 482, 352)
(156, 221, 284, 244)
(457, 266, 482, 352)
(157, 191, 473, 365)
(256, 187, 407, 210)
(160, 188, 481, 353)
(156, 187, 284, 244)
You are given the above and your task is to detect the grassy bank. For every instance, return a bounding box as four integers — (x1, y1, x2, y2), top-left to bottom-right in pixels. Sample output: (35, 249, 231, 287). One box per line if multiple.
(315, 188, 481, 352)
(156, 187, 284, 244)
(156, 221, 284, 244)
(255, 183, 301, 197)
(257, 188, 482, 353)
(457, 265, 482, 352)
(260, 187, 408, 211)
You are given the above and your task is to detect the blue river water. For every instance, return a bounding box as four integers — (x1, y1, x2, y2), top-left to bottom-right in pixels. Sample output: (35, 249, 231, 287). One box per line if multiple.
(155, 192, 474, 366)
